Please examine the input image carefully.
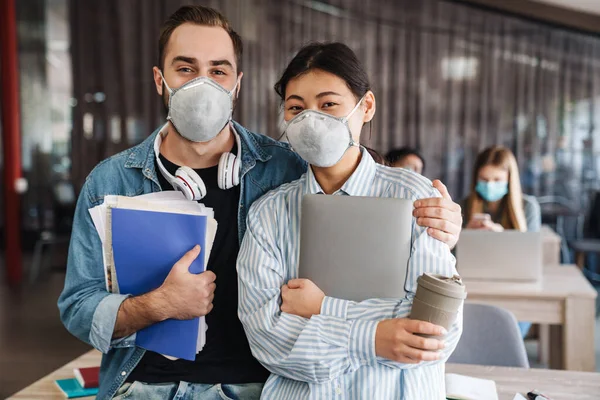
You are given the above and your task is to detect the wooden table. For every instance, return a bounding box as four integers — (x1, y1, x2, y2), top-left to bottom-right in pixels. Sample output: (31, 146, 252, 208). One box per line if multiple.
(10, 349, 600, 400)
(464, 265, 597, 371)
(541, 225, 562, 265)
(8, 350, 100, 399)
(447, 363, 600, 400)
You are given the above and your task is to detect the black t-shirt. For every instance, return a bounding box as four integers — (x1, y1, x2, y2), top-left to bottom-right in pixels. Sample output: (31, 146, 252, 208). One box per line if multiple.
(126, 149, 269, 384)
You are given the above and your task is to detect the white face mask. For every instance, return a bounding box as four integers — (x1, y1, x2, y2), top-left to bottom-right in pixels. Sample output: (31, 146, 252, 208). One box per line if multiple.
(160, 71, 238, 143)
(284, 96, 364, 167)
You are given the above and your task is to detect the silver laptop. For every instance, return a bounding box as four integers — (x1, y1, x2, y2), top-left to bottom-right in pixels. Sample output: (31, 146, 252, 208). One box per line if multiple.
(298, 195, 413, 302)
(456, 230, 542, 282)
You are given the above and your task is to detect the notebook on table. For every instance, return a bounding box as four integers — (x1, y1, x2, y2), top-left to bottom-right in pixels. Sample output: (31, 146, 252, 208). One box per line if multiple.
(298, 195, 413, 302)
(55, 378, 99, 399)
(73, 366, 99, 388)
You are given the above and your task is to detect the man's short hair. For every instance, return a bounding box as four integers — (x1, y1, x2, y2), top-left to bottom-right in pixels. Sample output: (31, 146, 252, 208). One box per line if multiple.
(158, 5, 243, 72)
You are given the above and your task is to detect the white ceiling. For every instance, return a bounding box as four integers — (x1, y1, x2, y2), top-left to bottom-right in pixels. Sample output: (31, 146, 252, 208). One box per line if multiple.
(530, 0, 600, 15)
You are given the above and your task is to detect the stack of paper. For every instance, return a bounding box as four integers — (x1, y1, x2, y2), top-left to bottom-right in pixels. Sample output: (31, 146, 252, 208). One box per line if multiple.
(89, 192, 218, 361)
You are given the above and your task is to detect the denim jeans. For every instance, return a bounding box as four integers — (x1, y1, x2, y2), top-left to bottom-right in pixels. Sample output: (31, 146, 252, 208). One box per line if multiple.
(113, 381, 263, 400)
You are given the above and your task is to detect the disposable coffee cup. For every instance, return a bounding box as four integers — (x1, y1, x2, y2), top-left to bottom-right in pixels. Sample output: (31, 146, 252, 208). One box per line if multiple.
(410, 273, 467, 337)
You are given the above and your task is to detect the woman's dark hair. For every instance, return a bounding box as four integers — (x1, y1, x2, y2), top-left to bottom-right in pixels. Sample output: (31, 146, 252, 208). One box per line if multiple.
(365, 147, 388, 166)
(274, 42, 371, 101)
(385, 147, 426, 172)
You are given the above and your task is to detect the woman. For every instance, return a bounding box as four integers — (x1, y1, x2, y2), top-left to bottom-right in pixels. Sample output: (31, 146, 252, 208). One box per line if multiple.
(464, 146, 541, 233)
(237, 42, 462, 399)
(463, 146, 541, 337)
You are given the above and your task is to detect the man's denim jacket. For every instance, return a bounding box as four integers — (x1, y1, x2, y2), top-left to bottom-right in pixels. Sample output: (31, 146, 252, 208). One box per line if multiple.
(58, 121, 307, 400)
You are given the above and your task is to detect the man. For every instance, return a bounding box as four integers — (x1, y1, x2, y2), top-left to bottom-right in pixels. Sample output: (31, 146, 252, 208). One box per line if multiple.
(386, 147, 426, 175)
(58, 6, 462, 400)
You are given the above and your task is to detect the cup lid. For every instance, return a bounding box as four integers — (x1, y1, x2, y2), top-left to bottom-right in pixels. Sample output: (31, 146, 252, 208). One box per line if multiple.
(417, 273, 467, 299)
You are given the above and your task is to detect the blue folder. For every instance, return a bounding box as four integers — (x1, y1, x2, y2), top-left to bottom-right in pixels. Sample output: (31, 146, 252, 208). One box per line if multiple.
(111, 208, 207, 360)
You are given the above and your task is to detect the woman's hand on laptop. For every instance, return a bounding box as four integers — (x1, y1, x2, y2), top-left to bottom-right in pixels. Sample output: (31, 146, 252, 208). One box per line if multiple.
(281, 279, 325, 319)
(467, 218, 504, 232)
(480, 220, 504, 232)
(413, 180, 462, 249)
(375, 319, 447, 363)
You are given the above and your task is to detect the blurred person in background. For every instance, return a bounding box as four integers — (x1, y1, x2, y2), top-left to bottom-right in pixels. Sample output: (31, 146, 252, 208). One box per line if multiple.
(462, 145, 541, 337)
(386, 147, 426, 175)
(463, 146, 540, 233)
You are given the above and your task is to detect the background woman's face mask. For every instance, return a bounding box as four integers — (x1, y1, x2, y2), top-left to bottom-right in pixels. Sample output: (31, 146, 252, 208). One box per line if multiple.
(284, 96, 364, 167)
(160, 71, 237, 143)
(476, 180, 509, 202)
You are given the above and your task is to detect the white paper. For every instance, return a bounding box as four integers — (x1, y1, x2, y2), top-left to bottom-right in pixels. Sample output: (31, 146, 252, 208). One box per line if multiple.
(446, 373, 499, 400)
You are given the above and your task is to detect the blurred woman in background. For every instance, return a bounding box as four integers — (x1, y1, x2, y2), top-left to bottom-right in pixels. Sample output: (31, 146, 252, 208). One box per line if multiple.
(464, 145, 540, 233)
(463, 145, 541, 338)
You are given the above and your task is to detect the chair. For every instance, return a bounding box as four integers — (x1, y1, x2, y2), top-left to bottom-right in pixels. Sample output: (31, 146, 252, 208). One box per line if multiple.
(569, 190, 600, 297)
(29, 181, 76, 283)
(537, 195, 585, 263)
(448, 303, 529, 368)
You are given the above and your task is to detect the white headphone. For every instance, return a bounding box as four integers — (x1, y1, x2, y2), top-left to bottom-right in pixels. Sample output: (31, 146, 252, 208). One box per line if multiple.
(154, 125, 242, 201)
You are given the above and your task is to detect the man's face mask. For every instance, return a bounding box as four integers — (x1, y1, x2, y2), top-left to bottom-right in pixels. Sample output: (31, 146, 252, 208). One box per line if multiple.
(159, 71, 238, 143)
(283, 96, 365, 167)
(476, 180, 509, 202)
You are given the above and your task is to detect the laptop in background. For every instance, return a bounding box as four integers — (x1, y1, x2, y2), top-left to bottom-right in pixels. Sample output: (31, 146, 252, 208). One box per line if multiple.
(298, 195, 413, 302)
(456, 230, 542, 283)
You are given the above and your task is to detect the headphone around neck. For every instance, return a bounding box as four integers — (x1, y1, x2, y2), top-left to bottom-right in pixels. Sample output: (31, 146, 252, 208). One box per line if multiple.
(154, 124, 242, 201)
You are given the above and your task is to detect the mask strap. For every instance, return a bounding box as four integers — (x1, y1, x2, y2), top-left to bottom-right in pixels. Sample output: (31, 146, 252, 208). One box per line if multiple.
(343, 94, 367, 122)
(158, 70, 173, 94)
(229, 78, 239, 97)
(345, 94, 367, 147)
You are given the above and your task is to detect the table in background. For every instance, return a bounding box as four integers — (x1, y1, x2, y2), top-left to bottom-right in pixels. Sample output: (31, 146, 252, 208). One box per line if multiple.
(447, 363, 600, 400)
(541, 225, 561, 265)
(10, 349, 600, 400)
(464, 265, 597, 371)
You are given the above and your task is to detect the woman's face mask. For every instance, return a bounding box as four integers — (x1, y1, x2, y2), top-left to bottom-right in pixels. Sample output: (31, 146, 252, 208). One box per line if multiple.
(283, 96, 365, 167)
(476, 180, 509, 202)
(160, 71, 238, 143)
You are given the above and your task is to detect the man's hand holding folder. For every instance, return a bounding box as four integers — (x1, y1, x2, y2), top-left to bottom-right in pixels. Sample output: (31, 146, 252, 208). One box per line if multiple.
(113, 245, 216, 339)
(89, 191, 218, 360)
(156, 245, 216, 320)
